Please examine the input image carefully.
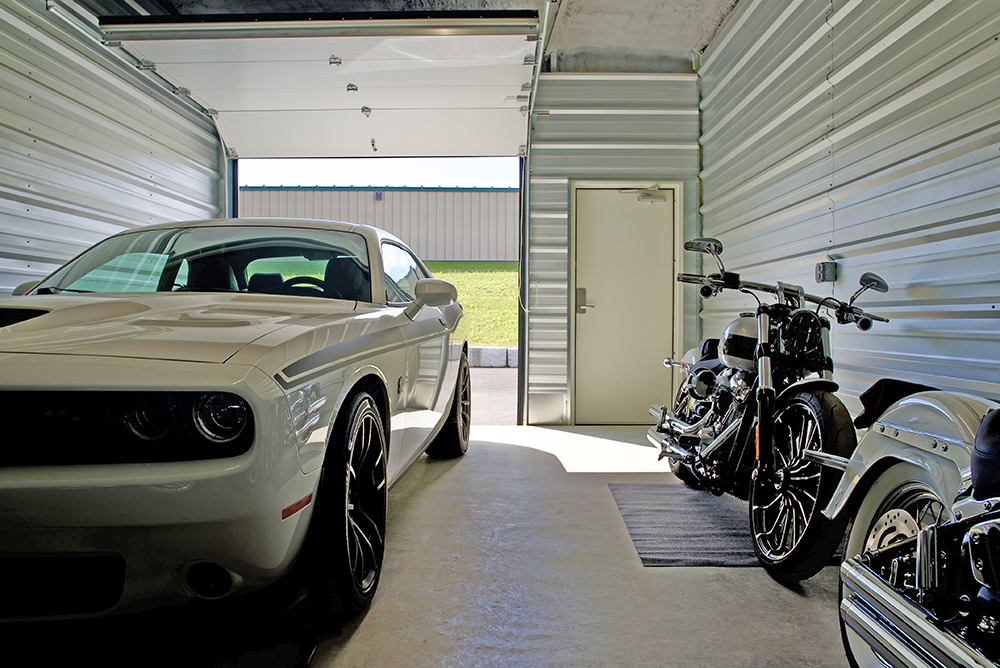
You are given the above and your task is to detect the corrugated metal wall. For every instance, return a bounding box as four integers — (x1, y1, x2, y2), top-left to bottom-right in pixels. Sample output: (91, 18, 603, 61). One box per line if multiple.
(0, 0, 222, 295)
(699, 0, 1000, 412)
(239, 187, 519, 262)
(524, 73, 701, 424)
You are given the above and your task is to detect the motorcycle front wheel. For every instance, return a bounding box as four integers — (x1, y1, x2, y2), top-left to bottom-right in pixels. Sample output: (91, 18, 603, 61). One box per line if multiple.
(749, 390, 856, 582)
(838, 463, 947, 668)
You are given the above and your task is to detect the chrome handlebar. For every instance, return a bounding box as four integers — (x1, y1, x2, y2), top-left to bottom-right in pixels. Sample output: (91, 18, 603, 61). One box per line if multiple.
(676, 272, 889, 329)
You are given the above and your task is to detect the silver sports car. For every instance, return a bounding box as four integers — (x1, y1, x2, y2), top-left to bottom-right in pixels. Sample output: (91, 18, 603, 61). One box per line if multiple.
(0, 218, 470, 619)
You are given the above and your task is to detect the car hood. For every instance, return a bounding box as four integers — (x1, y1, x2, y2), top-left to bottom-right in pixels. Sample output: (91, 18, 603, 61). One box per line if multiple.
(0, 294, 359, 363)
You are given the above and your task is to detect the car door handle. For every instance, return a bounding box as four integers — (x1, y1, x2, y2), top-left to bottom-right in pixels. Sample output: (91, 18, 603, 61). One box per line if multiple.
(576, 287, 595, 314)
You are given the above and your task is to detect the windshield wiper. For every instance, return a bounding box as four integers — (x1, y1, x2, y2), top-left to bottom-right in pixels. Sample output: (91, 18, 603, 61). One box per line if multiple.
(35, 287, 94, 294)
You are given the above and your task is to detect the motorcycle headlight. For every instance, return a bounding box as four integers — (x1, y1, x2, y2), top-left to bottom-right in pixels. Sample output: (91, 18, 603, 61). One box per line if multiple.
(782, 309, 825, 359)
(192, 393, 250, 444)
(689, 369, 717, 400)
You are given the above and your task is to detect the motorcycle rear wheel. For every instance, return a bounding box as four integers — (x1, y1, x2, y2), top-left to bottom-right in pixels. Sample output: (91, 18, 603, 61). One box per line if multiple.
(749, 390, 856, 582)
(838, 463, 947, 668)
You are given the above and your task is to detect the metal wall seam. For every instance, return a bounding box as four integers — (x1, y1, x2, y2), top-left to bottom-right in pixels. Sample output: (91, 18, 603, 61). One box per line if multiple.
(0, 0, 221, 294)
(238, 188, 520, 262)
(699, 0, 1000, 411)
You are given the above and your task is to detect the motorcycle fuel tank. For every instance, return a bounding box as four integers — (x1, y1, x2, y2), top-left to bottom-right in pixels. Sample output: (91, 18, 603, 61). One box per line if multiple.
(720, 315, 757, 373)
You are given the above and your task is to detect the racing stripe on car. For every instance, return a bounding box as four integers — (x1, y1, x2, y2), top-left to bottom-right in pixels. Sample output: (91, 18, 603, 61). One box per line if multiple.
(274, 326, 407, 390)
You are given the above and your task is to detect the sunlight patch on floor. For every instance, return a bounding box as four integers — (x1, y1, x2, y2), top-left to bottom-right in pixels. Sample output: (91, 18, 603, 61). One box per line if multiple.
(469, 425, 671, 473)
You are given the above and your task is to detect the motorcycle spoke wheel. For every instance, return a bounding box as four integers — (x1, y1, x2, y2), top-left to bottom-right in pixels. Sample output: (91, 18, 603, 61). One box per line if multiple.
(751, 403, 823, 561)
(839, 464, 948, 668)
(749, 390, 856, 583)
(862, 482, 945, 552)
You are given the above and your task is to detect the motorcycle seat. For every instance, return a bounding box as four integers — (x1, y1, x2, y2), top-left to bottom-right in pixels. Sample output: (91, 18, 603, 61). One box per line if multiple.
(853, 378, 938, 430)
(973, 409, 1000, 501)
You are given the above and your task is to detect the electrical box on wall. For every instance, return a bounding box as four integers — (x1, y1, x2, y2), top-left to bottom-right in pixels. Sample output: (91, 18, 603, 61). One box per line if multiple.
(815, 261, 838, 283)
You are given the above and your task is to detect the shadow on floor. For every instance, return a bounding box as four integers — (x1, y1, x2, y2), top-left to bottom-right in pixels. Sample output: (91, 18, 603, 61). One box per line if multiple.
(0, 579, 348, 668)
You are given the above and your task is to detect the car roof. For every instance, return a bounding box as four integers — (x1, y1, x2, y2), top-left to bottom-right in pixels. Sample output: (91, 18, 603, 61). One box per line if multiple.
(131, 217, 410, 249)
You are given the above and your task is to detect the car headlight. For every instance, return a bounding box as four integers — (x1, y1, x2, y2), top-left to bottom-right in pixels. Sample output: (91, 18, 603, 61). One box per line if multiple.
(122, 395, 178, 442)
(192, 393, 249, 444)
(0, 391, 255, 466)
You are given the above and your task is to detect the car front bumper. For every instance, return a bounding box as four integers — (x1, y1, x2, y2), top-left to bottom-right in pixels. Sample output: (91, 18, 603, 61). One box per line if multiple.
(0, 356, 322, 619)
(0, 454, 321, 619)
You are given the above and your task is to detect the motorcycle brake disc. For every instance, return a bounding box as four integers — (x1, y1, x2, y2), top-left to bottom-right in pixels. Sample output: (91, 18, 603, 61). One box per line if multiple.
(865, 509, 920, 553)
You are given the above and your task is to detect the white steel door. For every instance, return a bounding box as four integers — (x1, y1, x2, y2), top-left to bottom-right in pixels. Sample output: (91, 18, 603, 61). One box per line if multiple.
(574, 188, 675, 424)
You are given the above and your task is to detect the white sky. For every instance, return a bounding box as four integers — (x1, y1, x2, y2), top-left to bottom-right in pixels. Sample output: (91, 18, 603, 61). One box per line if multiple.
(238, 157, 521, 189)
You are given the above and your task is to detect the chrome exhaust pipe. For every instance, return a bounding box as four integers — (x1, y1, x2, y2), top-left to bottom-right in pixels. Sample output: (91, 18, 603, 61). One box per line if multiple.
(840, 557, 994, 668)
(647, 427, 695, 461)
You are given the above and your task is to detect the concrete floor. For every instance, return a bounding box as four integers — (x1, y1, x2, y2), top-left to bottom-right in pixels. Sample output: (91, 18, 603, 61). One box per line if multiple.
(0, 410, 850, 667)
(314, 425, 849, 668)
(470, 367, 518, 425)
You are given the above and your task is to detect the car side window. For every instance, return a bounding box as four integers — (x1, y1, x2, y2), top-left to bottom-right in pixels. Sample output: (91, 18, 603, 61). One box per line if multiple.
(382, 243, 426, 303)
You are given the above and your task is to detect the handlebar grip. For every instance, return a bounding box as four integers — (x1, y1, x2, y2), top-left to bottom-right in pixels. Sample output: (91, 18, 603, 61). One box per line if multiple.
(676, 273, 707, 284)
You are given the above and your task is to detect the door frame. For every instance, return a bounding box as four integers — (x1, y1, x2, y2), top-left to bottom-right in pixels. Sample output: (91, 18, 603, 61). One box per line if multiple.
(569, 180, 686, 426)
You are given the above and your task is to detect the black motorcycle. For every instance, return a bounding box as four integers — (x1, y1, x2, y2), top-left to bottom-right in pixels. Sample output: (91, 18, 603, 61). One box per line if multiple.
(648, 237, 888, 582)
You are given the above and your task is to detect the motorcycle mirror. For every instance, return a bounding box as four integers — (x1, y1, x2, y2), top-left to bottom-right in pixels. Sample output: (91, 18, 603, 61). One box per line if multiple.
(859, 272, 889, 293)
(848, 272, 889, 307)
(684, 238, 724, 256)
(684, 238, 726, 275)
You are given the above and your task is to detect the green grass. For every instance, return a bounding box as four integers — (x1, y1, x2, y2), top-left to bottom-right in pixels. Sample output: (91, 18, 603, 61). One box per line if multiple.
(425, 261, 518, 347)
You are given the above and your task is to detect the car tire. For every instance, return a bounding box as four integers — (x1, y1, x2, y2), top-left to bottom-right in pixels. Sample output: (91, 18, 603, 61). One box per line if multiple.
(425, 353, 471, 459)
(303, 390, 387, 616)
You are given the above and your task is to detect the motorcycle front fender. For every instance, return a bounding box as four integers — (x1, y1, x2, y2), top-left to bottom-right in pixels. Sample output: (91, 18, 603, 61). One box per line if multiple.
(822, 391, 1000, 521)
(775, 378, 839, 405)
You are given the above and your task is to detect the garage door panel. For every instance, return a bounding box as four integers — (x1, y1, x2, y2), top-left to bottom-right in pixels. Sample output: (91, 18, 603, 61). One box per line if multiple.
(216, 108, 527, 158)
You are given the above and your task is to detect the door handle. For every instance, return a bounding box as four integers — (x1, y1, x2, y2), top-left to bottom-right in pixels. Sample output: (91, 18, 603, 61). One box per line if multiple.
(576, 287, 595, 314)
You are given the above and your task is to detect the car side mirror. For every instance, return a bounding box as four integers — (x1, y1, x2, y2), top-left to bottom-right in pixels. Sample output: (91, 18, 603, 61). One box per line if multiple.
(404, 279, 457, 320)
(12, 281, 40, 296)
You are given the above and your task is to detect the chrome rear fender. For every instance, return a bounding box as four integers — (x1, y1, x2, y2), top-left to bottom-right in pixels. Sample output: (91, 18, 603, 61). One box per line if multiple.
(824, 392, 1000, 521)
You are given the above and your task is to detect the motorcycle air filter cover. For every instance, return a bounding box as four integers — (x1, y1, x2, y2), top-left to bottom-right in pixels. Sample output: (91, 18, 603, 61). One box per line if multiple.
(720, 315, 757, 373)
(972, 409, 1000, 500)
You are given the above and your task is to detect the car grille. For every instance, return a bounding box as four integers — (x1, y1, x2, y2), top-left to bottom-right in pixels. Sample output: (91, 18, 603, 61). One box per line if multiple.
(0, 554, 126, 618)
(0, 391, 254, 465)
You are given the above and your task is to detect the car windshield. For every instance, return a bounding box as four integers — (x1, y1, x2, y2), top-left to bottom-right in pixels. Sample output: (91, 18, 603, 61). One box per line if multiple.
(35, 226, 372, 302)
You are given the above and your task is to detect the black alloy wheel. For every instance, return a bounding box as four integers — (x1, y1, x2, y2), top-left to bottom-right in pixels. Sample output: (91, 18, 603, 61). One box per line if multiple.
(344, 395, 387, 595)
(749, 390, 855, 582)
(425, 353, 471, 459)
(304, 390, 387, 616)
